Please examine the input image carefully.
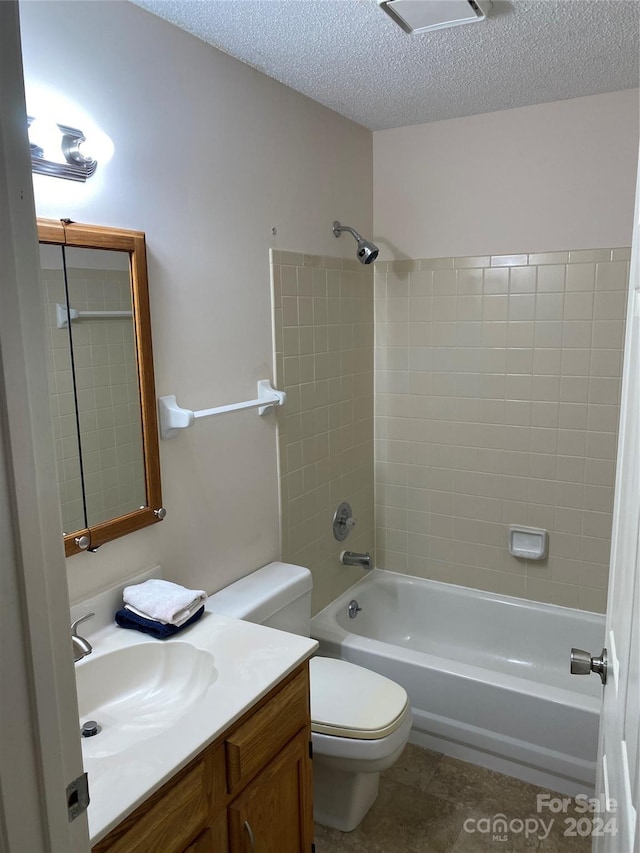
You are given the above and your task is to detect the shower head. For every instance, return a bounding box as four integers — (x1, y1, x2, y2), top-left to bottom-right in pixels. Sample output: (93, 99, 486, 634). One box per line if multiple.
(332, 221, 379, 265)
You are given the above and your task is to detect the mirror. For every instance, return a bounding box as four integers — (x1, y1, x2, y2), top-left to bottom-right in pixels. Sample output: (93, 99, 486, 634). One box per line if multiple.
(38, 219, 163, 556)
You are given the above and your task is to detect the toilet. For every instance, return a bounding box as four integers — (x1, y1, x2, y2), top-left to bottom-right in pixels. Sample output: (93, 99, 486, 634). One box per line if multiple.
(207, 561, 412, 832)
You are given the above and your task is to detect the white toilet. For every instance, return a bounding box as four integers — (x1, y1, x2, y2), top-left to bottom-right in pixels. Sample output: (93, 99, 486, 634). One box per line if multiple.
(208, 561, 412, 832)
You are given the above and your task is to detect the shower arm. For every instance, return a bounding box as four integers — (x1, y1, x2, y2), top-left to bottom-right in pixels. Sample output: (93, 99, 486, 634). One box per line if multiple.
(333, 221, 364, 242)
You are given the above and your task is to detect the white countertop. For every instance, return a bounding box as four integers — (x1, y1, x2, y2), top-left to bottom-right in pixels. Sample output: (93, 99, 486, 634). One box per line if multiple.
(78, 601, 317, 845)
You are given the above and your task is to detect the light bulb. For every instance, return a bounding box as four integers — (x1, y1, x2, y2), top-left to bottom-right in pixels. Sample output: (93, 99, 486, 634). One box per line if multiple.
(28, 118, 64, 162)
(81, 129, 115, 165)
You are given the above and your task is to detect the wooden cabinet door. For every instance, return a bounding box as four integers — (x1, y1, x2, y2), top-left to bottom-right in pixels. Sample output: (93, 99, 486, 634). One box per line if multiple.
(182, 809, 228, 853)
(228, 729, 313, 853)
(93, 760, 210, 853)
(183, 827, 215, 853)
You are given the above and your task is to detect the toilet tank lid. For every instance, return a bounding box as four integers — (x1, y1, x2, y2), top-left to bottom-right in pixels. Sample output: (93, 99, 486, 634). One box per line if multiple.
(207, 561, 312, 621)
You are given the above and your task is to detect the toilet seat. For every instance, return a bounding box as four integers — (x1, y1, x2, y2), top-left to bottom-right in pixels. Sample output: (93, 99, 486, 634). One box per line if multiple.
(310, 656, 409, 740)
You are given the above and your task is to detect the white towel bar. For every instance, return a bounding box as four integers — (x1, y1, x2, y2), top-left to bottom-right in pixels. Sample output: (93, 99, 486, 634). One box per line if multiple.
(56, 303, 132, 328)
(158, 380, 286, 440)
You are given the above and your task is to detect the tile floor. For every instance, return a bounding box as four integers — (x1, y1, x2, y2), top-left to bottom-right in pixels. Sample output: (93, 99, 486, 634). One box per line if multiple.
(314, 745, 592, 853)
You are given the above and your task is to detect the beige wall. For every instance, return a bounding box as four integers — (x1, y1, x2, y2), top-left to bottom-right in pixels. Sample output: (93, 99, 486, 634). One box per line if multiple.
(271, 251, 374, 614)
(373, 91, 639, 613)
(373, 90, 639, 261)
(20, 0, 373, 601)
(19, 3, 639, 615)
(375, 249, 629, 612)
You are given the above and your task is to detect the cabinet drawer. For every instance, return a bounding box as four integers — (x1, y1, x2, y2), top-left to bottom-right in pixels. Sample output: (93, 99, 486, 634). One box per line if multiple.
(93, 759, 209, 853)
(225, 668, 309, 793)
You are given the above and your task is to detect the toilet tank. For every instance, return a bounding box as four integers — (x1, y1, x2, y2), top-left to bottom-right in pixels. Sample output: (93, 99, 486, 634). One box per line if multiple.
(207, 562, 313, 637)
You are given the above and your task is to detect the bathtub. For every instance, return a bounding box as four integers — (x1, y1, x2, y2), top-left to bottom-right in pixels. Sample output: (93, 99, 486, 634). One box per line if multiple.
(311, 569, 605, 796)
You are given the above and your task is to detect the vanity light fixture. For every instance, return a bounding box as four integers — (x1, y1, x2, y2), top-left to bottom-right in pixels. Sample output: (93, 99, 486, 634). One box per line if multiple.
(28, 116, 98, 182)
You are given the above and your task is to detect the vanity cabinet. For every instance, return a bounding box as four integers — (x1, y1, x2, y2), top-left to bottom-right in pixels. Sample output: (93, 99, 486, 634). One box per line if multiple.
(93, 663, 313, 853)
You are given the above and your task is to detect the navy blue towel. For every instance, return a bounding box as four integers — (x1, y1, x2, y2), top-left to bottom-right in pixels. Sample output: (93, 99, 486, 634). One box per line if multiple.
(115, 605, 205, 639)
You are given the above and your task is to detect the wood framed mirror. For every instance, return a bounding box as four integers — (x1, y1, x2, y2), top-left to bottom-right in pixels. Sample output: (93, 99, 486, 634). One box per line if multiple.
(37, 219, 163, 556)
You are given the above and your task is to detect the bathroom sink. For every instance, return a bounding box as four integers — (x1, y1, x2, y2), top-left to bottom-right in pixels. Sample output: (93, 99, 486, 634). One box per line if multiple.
(66, 597, 317, 843)
(76, 642, 217, 756)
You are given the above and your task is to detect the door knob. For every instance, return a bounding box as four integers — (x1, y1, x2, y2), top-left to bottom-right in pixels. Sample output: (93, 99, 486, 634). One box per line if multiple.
(570, 647, 607, 685)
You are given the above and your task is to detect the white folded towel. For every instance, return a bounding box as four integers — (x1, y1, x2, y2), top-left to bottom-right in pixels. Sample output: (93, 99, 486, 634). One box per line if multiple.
(123, 579, 207, 627)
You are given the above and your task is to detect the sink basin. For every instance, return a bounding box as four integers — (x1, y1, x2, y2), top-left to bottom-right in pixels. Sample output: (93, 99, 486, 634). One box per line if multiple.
(76, 642, 217, 756)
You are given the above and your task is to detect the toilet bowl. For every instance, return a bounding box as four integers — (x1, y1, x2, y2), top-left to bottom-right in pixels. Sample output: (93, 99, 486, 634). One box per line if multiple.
(207, 561, 412, 831)
(309, 656, 412, 830)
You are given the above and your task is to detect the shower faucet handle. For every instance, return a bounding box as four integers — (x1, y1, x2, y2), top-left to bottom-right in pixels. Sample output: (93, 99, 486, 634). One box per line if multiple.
(333, 501, 356, 541)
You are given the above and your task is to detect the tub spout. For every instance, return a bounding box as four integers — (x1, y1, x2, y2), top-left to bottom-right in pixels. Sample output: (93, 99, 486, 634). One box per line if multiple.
(341, 551, 372, 569)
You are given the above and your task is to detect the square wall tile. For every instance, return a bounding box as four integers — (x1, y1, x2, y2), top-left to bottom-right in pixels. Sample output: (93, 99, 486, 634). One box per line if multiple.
(273, 254, 374, 614)
(371, 247, 628, 612)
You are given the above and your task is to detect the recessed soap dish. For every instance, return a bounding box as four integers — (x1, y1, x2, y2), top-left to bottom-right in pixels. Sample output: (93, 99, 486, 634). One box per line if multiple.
(509, 525, 548, 560)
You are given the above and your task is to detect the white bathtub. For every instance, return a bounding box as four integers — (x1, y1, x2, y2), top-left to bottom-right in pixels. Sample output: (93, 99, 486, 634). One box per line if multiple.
(311, 569, 605, 796)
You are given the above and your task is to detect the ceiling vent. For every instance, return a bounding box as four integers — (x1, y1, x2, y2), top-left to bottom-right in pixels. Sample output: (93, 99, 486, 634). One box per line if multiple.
(379, 0, 492, 34)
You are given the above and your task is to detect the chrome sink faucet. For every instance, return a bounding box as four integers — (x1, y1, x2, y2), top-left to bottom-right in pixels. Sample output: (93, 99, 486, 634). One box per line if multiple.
(71, 613, 95, 663)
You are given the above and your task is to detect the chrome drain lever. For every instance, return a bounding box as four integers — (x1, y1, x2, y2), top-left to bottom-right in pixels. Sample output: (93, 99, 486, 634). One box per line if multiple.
(348, 600, 362, 619)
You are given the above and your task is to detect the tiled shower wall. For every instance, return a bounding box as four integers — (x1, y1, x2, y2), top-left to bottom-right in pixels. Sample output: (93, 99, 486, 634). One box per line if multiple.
(375, 249, 630, 613)
(42, 266, 145, 533)
(271, 250, 374, 614)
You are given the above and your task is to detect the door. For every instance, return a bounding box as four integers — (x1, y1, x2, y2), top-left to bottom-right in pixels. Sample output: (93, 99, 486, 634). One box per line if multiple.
(0, 2, 91, 850)
(228, 729, 313, 853)
(592, 152, 640, 853)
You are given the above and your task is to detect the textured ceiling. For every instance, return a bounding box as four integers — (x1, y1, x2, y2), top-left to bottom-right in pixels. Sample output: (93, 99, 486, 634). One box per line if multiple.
(130, 0, 640, 130)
